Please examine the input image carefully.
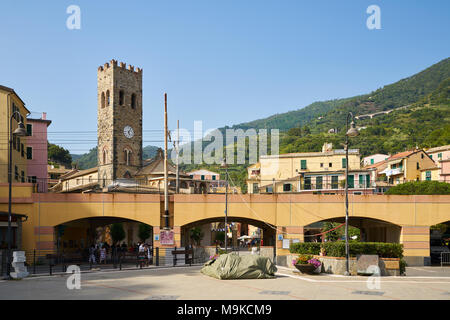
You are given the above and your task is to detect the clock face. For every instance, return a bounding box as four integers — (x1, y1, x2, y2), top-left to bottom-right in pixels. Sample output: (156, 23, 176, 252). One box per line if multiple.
(124, 125, 134, 139)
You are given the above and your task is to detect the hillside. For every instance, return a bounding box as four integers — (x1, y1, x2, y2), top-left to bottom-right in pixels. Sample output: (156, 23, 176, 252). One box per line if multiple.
(227, 57, 450, 134)
(71, 145, 160, 170)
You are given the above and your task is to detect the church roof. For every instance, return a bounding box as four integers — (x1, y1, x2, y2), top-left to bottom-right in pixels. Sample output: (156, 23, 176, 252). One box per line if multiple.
(135, 153, 188, 177)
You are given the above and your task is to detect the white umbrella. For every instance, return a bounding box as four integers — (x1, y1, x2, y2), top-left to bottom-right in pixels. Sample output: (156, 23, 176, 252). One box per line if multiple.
(237, 235, 252, 240)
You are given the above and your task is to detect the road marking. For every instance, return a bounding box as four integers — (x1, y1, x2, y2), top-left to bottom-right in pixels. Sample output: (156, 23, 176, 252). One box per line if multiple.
(408, 267, 437, 273)
(276, 272, 450, 284)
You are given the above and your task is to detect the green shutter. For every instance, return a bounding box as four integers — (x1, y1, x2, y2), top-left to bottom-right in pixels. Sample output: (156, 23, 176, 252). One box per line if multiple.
(348, 175, 354, 188)
(301, 160, 307, 170)
(366, 174, 370, 188)
(331, 176, 338, 189)
(316, 176, 323, 190)
(26, 124, 32, 136)
(359, 175, 363, 187)
(342, 158, 347, 168)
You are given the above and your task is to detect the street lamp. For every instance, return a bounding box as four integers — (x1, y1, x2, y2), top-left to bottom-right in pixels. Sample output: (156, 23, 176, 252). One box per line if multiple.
(7, 112, 27, 278)
(344, 112, 359, 276)
(221, 160, 229, 253)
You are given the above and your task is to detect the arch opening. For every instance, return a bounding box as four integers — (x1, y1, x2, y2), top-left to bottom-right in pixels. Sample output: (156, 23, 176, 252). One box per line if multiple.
(53, 216, 154, 257)
(180, 216, 276, 249)
(303, 217, 402, 244)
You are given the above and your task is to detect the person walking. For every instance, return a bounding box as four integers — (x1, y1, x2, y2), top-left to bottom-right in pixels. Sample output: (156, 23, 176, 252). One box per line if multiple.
(99, 246, 106, 264)
(146, 244, 153, 266)
(88, 245, 96, 264)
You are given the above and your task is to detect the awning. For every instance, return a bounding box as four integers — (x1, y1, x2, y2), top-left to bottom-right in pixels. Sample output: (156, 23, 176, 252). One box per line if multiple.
(388, 159, 403, 165)
(379, 168, 403, 177)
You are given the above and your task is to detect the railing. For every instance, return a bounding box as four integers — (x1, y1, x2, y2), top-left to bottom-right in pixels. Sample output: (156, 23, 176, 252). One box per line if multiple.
(14, 247, 199, 276)
(256, 179, 376, 194)
(441, 252, 450, 267)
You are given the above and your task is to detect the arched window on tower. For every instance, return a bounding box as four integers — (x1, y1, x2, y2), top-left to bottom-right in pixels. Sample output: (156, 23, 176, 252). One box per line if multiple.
(103, 149, 107, 165)
(106, 90, 110, 106)
(101, 92, 105, 108)
(119, 90, 124, 105)
(124, 149, 132, 166)
(131, 93, 136, 109)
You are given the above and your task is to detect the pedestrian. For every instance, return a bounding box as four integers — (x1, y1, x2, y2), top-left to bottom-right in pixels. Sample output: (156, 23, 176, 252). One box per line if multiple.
(146, 244, 153, 266)
(100, 246, 106, 264)
(88, 245, 96, 264)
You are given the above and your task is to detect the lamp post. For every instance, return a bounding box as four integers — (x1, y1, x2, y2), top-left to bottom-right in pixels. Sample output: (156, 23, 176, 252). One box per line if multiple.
(7, 111, 28, 278)
(344, 112, 359, 276)
(221, 160, 229, 253)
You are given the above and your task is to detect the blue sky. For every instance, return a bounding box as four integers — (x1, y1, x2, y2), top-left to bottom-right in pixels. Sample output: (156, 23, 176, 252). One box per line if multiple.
(0, 1, 449, 154)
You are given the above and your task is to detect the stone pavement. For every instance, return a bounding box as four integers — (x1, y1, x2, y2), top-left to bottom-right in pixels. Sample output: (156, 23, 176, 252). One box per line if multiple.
(0, 265, 449, 300)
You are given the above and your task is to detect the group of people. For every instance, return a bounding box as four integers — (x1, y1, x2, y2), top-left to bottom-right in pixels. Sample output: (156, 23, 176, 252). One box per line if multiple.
(138, 242, 153, 266)
(87, 242, 153, 265)
(88, 243, 108, 264)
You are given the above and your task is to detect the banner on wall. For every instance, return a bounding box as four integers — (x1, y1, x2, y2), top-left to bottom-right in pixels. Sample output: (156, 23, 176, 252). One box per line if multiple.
(160, 230, 174, 245)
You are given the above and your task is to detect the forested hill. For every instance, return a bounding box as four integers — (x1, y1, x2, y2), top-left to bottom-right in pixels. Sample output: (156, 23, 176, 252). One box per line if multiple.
(70, 145, 160, 170)
(227, 57, 450, 134)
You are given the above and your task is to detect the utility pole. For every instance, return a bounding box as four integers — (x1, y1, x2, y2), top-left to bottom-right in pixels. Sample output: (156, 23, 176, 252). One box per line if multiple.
(164, 93, 169, 230)
(176, 120, 180, 194)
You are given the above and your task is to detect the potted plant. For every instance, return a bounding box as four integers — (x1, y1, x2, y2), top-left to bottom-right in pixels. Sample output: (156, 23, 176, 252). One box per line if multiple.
(292, 254, 322, 274)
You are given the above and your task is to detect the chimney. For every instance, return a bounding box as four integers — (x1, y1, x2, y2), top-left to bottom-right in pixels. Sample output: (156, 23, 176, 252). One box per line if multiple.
(42, 112, 47, 120)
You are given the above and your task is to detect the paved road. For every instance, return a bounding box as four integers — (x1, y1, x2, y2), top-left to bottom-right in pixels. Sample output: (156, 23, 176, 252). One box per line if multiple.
(0, 266, 449, 300)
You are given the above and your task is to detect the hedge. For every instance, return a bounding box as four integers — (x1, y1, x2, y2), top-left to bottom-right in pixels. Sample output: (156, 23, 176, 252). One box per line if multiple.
(290, 241, 403, 258)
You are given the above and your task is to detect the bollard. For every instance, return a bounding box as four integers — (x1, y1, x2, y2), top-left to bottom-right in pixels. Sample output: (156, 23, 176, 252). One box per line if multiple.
(156, 247, 159, 266)
(173, 246, 177, 266)
(49, 263, 52, 276)
(119, 254, 122, 271)
(33, 249, 36, 274)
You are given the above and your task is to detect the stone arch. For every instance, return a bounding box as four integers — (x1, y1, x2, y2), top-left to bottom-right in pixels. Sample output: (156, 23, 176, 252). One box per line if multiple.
(131, 93, 136, 109)
(119, 90, 124, 105)
(180, 216, 276, 247)
(106, 90, 110, 106)
(101, 92, 106, 108)
(303, 216, 402, 243)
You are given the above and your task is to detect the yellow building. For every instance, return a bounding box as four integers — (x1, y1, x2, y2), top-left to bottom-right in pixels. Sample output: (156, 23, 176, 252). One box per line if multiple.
(248, 143, 363, 193)
(420, 166, 440, 182)
(379, 149, 436, 185)
(0, 85, 30, 183)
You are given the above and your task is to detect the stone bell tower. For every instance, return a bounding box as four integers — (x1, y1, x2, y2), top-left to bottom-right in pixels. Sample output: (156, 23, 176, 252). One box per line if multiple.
(97, 59, 143, 185)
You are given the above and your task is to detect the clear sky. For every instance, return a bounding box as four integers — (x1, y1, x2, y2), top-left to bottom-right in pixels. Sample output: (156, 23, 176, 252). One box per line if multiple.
(1, 0, 449, 154)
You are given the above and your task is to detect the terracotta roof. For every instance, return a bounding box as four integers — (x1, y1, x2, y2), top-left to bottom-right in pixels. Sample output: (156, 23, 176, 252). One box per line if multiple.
(419, 166, 439, 171)
(388, 150, 415, 160)
(364, 160, 387, 169)
(426, 145, 450, 154)
(61, 167, 98, 180)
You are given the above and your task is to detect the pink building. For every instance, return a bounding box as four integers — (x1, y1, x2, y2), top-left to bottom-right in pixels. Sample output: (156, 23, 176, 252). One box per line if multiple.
(26, 112, 51, 192)
(426, 145, 450, 183)
(440, 159, 450, 183)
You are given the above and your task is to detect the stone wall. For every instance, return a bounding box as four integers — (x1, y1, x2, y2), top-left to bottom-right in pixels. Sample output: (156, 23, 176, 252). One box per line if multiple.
(280, 254, 400, 276)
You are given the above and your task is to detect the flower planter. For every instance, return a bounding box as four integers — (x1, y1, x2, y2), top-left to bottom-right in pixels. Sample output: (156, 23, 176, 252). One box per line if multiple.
(294, 263, 317, 274)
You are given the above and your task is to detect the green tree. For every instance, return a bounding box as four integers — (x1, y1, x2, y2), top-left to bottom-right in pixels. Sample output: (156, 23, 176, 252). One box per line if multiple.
(386, 181, 450, 195)
(48, 142, 72, 167)
(322, 222, 340, 241)
(189, 227, 204, 246)
(110, 223, 126, 245)
(138, 223, 152, 242)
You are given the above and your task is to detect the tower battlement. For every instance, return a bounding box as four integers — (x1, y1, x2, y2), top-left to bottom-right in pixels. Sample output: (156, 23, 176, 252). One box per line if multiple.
(97, 59, 142, 74)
